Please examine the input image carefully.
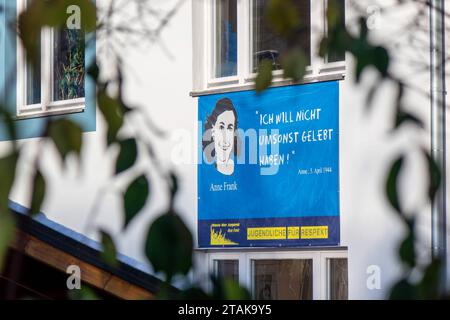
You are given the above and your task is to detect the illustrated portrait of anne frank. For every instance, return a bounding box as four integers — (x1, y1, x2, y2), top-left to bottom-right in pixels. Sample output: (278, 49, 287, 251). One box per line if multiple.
(202, 98, 239, 176)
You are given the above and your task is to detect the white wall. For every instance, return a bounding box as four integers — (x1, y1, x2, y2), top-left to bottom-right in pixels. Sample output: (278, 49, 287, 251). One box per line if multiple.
(339, 0, 434, 299)
(6, 0, 197, 275)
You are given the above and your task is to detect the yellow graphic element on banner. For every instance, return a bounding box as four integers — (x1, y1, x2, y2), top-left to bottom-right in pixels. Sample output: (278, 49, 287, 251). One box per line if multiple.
(301, 226, 328, 239)
(210, 226, 238, 245)
(287, 226, 300, 239)
(247, 227, 286, 240)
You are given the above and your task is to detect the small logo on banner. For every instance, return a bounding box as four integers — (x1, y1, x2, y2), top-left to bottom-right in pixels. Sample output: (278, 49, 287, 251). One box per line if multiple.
(210, 223, 239, 245)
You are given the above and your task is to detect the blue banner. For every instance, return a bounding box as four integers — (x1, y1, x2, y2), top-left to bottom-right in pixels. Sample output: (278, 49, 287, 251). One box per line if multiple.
(198, 81, 340, 247)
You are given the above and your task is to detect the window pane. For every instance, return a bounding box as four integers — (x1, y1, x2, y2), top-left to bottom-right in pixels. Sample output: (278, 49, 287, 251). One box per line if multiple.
(252, 260, 312, 300)
(252, 0, 311, 72)
(328, 258, 348, 300)
(214, 260, 239, 282)
(327, 0, 345, 63)
(53, 28, 85, 101)
(26, 36, 41, 105)
(215, 0, 238, 78)
(25, 0, 40, 105)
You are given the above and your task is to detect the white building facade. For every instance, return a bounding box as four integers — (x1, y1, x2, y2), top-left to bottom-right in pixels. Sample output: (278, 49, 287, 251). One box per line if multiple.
(0, 0, 448, 299)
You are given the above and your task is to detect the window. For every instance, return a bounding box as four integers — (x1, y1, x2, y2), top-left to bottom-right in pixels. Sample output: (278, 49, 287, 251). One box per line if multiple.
(206, 250, 348, 300)
(16, 0, 86, 119)
(25, 37, 41, 105)
(327, 258, 348, 300)
(252, 0, 311, 72)
(207, 254, 242, 292)
(214, 260, 239, 282)
(194, 0, 346, 93)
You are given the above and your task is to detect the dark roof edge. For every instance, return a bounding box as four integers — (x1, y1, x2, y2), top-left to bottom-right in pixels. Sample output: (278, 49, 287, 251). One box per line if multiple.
(9, 201, 179, 298)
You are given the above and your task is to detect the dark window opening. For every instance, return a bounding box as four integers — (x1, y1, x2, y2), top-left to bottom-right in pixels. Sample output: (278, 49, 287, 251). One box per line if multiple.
(328, 258, 348, 300)
(215, 260, 239, 282)
(252, 259, 313, 300)
(252, 0, 311, 71)
(53, 28, 85, 101)
(326, 0, 346, 63)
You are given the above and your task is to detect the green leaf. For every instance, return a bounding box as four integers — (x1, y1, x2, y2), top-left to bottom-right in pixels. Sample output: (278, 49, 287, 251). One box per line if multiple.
(168, 171, 178, 207)
(389, 278, 419, 300)
(424, 151, 441, 202)
(355, 53, 370, 83)
(68, 286, 99, 300)
(48, 119, 83, 163)
(350, 19, 390, 82)
(386, 156, 404, 215)
(319, 26, 350, 61)
(98, 90, 124, 145)
(354, 44, 389, 82)
(417, 259, 442, 299)
(266, 0, 300, 36)
(115, 139, 138, 174)
(281, 48, 307, 81)
(178, 287, 211, 300)
(211, 276, 251, 300)
(395, 111, 424, 129)
(0, 152, 19, 213)
(123, 175, 149, 228)
(255, 59, 273, 93)
(87, 62, 99, 81)
(326, 0, 344, 29)
(145, 212, 193, 282)
(372, 46, 389, 78)
(399, 224, 415, 268)
(393, 83, 423, 129)
(30, 169, 46, 216)
(100, 230, 118, 268)
(222, 279, 251, 300)
(0, 213, 15, 271)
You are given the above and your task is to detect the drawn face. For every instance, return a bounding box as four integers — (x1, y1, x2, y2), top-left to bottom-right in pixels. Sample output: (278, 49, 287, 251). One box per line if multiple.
(212, 110, 235, 163)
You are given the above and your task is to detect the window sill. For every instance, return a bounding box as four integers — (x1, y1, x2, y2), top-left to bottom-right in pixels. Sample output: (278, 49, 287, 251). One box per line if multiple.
(207, 76, 240, 87)
(243, 67, 314, 84)
(191, 72, 345, 97)
(319, 61, 346, 74)
(15, 98, 86, 120)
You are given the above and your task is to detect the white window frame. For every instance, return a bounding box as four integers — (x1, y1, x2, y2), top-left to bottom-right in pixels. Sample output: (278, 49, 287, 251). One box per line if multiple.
(207, 252, 246, 292)
(321, 250, 348, 300)
(206, 249, 348, 300)
(16, 0, 85, 119)
(198, 0, 346, 94)
(207, 0, 240, 86)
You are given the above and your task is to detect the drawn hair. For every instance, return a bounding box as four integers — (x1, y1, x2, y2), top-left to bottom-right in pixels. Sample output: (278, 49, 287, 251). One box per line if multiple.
(202, 98, 239, 158)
